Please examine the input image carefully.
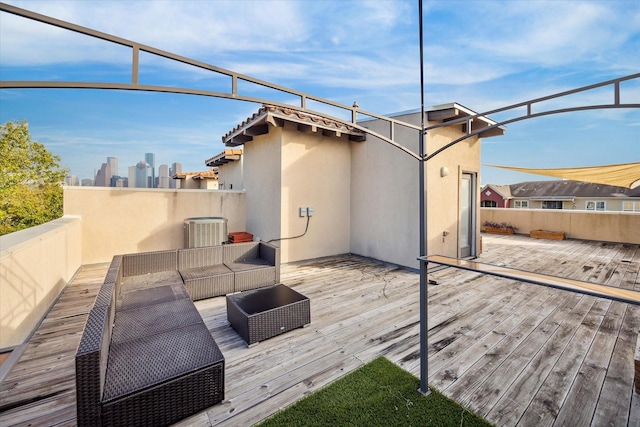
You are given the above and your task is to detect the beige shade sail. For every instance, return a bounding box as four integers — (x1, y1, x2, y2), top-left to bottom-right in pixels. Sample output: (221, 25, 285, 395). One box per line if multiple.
(484, 162, 640, 189)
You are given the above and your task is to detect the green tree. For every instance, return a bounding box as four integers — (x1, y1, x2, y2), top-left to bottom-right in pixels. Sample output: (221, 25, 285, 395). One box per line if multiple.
(0, 121, 69, 235)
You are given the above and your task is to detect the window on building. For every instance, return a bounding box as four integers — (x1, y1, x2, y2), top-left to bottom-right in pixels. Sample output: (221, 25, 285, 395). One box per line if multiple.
(514, 200, 529, 209)
(585, 201, 606, 211)
(481, 200, 497, 207)
(542, 201, 563, 209)
(622, 201, 639, 212)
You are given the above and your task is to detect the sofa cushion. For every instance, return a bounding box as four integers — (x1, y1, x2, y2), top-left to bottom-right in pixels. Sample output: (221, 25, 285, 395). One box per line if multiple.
(118, 283, 190, 311)
(111, 298, 204, 344)
(121, 270, 184, 292)
(179, 264, 235, 300)
(225, 258, 273, 272)
(103, 323, 223, 403)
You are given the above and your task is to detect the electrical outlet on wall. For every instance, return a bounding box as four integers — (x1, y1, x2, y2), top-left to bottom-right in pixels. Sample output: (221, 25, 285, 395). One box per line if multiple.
(299, 207, 307, 217)
(307, 207, 314, 217)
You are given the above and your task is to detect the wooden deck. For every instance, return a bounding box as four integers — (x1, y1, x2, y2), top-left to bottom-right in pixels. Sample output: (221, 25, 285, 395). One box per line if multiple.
(1, 234, 639, 426)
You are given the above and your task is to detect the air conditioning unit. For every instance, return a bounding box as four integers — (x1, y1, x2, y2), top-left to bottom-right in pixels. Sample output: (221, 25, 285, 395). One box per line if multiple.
(184, 217, 228, 248)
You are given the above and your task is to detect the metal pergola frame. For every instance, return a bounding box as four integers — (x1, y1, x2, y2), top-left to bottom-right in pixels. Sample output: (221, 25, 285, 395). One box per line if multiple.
(2, 0, 639, 399)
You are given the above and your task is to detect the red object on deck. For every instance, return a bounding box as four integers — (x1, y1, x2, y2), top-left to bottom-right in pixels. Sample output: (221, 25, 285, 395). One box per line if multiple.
(228, 232, 253, 243)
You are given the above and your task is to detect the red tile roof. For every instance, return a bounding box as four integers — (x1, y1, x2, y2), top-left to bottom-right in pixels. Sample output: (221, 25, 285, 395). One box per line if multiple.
(222, 104, 365, 145)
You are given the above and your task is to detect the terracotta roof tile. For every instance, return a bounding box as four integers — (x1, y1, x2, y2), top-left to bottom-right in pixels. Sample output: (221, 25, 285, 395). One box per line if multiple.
(173, 169, 218, 180)
(222, 104, 364, 143)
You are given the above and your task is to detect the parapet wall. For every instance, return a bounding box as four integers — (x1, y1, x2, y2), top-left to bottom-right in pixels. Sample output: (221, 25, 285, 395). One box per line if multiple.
(63, 187, 247, 265)
(0, 216, 82, 349)
(481, 208, 640, 244)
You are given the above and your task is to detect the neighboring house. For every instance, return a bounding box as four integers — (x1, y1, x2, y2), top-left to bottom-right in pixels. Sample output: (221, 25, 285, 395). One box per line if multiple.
(483, 180, 640, 212)
(173, 169, 219, 189)
(205, 149, 243, 190)
(480, 184, 512, 208)
(215, 103, 504, 268)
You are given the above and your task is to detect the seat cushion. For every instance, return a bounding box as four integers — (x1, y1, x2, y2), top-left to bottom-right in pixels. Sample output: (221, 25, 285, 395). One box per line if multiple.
(111, 298, 204, 344)
(121, 270, 184, 292)
(103, 323, 224, 403)
(225, 258, 272, 272)
(118, 283, 189, 311)
(179, 264, 233, 280)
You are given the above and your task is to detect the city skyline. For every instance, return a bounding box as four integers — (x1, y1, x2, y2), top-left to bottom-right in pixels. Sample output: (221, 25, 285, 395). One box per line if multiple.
(1, 1, 638, 185)
(66, 152, 184, 188)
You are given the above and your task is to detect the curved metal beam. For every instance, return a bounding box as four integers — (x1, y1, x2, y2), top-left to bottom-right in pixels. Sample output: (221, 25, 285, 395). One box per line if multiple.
(424, 73, 640, 161)
(426, 102, 640, 161)
(0, 2, 422, 161)
(1, 2, 638, 164)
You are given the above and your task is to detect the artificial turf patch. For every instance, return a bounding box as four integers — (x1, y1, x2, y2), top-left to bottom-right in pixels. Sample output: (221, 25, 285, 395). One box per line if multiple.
(257, 357, 494, 427)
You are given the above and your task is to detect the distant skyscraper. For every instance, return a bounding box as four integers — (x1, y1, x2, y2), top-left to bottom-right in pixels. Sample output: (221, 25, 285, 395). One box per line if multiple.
(170, 162, 182, 189)
(81, 178, 94, 186)
(65, 175, 80, 186)
(94, 163, 111, 187)
(128, 166, 136, 188)
(107, 157, 118, 179)
(145, 153, 156, 188)
(135, 161, 150, 188)
(158, 164, 170, 189)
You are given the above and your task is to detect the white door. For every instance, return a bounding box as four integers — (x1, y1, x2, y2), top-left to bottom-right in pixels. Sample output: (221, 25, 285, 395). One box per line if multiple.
(460, 173, 476, 258)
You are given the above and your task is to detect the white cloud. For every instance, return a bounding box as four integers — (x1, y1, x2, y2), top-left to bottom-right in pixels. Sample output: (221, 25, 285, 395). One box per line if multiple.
(423, 1, 640, 85)
(1, 0, 310, 64)
(473, 2, 618, 64)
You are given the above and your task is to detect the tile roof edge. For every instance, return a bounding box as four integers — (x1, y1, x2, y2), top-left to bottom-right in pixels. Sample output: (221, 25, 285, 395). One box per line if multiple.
(222, 104, 365, 144)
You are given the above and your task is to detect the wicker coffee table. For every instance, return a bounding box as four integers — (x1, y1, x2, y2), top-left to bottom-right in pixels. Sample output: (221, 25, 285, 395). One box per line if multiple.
(226, 284, 310, 346)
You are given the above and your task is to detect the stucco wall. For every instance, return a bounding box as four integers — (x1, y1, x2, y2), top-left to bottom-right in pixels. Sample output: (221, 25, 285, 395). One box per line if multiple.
(280, 121, 351, 263)
(351, 114, 420, 269)
(352, 112, 481, 269)
(0, 216, 82, 349)
(218, 158, 243, 191)
(481, 208, 640, 244)
(63, 187, 246, 264)
(241, 122, 351, 263)
(242, 129, 282, 245)
(427, 123, 481, 260)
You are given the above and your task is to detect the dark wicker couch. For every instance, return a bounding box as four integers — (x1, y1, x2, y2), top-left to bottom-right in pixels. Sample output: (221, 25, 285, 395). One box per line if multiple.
(75, 242, 279, 426)
(76, 251, 225, 427)
(178, 241, 280, 300)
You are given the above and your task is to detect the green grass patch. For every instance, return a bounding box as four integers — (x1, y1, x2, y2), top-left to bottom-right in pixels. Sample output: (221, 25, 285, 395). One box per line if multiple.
(257, 357, 494, 427)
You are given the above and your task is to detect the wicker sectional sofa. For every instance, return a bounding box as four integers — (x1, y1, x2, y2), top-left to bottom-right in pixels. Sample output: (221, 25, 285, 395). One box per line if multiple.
(179, 241, 280, 300)
(75, 242, 279, 427)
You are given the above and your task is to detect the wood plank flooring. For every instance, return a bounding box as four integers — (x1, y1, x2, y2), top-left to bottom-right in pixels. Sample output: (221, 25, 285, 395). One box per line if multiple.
(0, 234, 638, 426)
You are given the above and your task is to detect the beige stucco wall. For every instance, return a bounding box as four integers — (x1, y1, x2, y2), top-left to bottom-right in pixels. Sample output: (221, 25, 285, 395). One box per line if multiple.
(63, 187, 246, 264)
(0, 216, 82, 349)
(218, 159, 243, 191)
(242, 129, 282, 244)
(427, 122, 481, 260)
(179, 177, 219, 190)
(352, 112, 481, 269)
(481, 208, 640, 244)
(351, 114, 420, 268)
(280, 121, 351, 263)
(242, 122, 351, 263)
(201, 180, 219, 190)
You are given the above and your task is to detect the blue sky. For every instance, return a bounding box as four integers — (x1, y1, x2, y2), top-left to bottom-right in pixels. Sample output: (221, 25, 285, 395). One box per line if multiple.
(1, 0, 639, 185)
